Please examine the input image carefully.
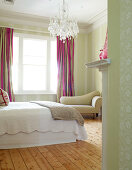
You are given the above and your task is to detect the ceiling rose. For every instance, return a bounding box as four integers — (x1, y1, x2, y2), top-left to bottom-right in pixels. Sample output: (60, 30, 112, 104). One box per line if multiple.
(48, 0, 79, 42)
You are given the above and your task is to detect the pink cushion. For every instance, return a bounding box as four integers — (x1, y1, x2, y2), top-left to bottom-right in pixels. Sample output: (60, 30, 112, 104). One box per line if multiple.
(0, 88, 9, 106)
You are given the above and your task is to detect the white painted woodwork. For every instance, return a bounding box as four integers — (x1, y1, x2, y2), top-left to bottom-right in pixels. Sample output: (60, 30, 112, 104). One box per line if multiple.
(85, 58, 111, 169)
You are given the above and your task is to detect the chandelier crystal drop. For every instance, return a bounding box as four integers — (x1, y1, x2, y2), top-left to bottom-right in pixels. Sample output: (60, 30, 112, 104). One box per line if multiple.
(48, 0, 79, 42)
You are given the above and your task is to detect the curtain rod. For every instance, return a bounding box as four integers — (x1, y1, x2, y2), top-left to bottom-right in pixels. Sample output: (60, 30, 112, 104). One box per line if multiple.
(0, 25, 49, 34)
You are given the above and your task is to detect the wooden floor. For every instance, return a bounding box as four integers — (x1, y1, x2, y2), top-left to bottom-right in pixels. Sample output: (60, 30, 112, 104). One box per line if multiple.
(0, 119, 102, 170)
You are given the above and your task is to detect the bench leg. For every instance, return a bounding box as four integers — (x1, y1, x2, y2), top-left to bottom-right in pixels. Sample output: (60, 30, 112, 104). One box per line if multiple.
(93, 113, 96, 119)
(93, 113, 98, 119)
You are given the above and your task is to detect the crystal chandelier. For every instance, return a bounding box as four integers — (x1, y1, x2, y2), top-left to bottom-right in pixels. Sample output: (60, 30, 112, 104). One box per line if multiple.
(48, 0, 79, 42)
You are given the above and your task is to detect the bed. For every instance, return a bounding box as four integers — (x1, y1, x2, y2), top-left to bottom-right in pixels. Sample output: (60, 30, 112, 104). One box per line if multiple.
(0, 102, 87, 149)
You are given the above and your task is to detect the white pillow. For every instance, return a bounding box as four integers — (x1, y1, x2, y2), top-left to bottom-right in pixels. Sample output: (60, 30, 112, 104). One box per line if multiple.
(0, 88, 9, 106)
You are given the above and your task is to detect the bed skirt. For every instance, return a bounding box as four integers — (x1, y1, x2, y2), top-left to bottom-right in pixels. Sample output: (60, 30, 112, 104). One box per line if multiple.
(0, 131, 77, 149)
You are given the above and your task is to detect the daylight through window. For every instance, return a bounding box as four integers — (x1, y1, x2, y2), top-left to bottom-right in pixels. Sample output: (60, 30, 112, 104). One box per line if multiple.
(12, 33, 57, 94)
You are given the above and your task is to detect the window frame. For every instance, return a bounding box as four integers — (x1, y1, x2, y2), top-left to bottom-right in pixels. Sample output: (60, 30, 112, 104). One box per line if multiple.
(13, 32, 57, 94)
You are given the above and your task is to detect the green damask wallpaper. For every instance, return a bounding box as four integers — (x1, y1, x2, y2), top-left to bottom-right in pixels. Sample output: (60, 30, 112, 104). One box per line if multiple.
(106, 0, 132, 169)
(120, 0, 132, 169)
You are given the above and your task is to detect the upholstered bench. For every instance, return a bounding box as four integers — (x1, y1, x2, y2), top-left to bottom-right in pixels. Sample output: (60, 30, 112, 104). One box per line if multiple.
(60, 91, 102, 118)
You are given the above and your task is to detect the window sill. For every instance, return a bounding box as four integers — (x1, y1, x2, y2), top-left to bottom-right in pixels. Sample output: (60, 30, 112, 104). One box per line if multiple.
(14, 92, 57, 95)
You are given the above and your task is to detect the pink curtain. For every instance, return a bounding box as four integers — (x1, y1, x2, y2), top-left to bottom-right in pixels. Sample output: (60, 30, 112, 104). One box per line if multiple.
(57, 36, 75, 102)
(0, 27, 15, 101)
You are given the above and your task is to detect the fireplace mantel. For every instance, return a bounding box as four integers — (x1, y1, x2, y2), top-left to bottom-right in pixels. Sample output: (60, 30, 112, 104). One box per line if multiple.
(85, 58, 111, 71)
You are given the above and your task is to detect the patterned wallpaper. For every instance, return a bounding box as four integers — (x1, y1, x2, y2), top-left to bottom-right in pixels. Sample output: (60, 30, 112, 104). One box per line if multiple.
(119, 0, 132, 169)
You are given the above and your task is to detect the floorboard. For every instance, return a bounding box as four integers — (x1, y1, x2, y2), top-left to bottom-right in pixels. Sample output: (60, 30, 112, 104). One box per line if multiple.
(28, 147, 53, 170)
(0, 119, 102, 170)
(9, 149, 27, 170)
(0, 149, 14, 170)
(18, 148, 41, 170)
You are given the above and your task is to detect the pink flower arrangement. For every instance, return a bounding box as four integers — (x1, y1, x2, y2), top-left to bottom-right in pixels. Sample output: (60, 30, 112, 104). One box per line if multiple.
(99, 31, 108, 60)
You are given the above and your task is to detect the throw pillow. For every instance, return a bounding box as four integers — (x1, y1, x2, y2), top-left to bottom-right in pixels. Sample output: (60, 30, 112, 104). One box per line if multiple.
(0, 88, 9, 106)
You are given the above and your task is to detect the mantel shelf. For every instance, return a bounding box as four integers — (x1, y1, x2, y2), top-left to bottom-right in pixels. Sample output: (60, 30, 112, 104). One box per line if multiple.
(85, 58, 111, 70)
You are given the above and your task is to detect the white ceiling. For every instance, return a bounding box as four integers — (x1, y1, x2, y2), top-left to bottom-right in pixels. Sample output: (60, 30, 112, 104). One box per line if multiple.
(0, 0, 107, 24)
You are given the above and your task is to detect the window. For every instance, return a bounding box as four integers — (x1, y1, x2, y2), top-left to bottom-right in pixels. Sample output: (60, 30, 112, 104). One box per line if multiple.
(12, 33, 57, 94)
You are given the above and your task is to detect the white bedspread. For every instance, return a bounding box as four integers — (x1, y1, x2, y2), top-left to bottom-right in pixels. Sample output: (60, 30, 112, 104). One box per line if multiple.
(0, 102, 87, 140)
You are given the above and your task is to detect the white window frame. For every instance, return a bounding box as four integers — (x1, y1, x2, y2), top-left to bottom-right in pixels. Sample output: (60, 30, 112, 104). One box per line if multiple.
(13, 33, 57, 94)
